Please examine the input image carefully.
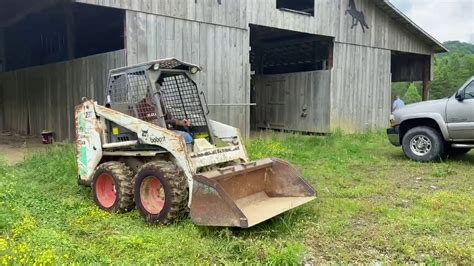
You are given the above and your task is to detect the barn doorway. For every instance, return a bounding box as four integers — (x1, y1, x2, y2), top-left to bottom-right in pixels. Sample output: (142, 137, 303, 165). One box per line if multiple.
(0, 1, 125, 72)
(249, 25, 333, 133)
(391, 51, 431, 104)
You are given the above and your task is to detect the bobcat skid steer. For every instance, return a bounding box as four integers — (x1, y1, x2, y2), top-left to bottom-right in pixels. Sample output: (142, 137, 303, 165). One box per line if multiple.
(75, 58, 315, 228)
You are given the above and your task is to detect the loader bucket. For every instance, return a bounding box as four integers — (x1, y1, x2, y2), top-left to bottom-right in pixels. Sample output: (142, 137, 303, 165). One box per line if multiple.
(190, 158, 316, 228)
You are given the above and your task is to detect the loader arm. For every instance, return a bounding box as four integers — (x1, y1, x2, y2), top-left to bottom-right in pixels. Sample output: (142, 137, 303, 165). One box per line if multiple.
(94, 103, 194, 176)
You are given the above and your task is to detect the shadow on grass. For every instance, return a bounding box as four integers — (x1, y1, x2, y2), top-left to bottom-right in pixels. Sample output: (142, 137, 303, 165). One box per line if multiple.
(386, 150, 474, 165)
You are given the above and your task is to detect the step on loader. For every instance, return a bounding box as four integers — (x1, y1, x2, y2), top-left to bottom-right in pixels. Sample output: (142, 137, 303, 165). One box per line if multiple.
(75, 59, 316, 228)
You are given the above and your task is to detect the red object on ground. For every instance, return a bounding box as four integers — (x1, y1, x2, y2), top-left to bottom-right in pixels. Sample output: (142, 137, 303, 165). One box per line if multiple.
(41, 131, 54, 144)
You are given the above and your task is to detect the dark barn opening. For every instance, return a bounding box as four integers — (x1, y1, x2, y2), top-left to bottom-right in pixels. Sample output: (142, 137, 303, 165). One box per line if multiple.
(250, 25, 333, 75)
(391, 51, 431, 101)
(0, 1, 124, 72)
(0, 1, 126, 140)
(276, 0, 315, 16)
(250, 25, 333, 133)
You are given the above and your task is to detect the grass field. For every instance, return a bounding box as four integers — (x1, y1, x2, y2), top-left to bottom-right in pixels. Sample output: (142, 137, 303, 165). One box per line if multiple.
(0, 132, 473, 264)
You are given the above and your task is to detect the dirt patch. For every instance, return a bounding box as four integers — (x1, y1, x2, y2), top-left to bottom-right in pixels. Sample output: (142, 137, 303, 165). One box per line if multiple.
(0, 132, 48, 165)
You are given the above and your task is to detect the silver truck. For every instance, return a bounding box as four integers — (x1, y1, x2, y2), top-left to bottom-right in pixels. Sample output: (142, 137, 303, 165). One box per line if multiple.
(388, 76, 474, 161)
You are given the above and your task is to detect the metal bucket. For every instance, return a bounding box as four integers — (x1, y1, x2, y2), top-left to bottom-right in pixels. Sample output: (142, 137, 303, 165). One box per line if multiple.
(190, 158, 316, 228)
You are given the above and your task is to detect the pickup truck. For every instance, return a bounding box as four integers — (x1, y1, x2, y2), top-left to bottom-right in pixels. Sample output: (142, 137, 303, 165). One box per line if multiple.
(388, 76, 474, 161)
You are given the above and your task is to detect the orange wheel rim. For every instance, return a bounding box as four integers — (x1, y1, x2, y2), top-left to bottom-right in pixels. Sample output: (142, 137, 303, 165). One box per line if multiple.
(140, 176, 165, 214)
(96, 173, 116, 208)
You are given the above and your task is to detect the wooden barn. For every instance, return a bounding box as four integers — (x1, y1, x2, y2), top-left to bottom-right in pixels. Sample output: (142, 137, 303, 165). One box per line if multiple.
(0, 0, 447, 141)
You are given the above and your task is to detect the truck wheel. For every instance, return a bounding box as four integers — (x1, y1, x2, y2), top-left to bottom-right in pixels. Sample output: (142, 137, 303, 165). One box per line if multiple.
(92, 162, 135, 213)
(402, 126, 445, 162)
(134, 161, 189, 224)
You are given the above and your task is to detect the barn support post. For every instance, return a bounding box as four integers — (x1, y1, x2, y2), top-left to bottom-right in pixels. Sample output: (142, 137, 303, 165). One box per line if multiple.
(422, 56, 430, 101)
(327, 41, 334, 70)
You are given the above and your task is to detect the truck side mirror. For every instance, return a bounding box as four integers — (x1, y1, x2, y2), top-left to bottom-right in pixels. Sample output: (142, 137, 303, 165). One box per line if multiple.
(456, 90, 465, 101)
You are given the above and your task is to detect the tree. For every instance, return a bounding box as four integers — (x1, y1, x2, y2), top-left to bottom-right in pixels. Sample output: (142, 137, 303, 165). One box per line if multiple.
(430, 41, 474, 100)
(404, 83, 422, 104)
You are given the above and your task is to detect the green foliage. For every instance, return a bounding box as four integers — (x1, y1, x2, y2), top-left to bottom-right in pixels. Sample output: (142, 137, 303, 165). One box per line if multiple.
(440, 41, 474, 56)
(404, 83, 422, 104)
(430, 41, 474, 99)
(1, 133, 473, 264)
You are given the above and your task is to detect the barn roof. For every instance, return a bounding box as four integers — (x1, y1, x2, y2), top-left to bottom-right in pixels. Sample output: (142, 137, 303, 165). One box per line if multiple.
(374, 0, 448, 53)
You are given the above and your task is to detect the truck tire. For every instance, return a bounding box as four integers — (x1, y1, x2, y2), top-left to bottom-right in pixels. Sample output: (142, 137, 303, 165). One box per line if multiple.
(402, 126, 445, 162)
(92, 162, 135, 213)
(134, 161, 189, 224)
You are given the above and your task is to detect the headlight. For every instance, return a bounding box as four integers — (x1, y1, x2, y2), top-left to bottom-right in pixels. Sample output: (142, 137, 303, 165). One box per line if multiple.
(153, 64, 160, 71)
(389, 114, 396, 127)
(190, 66, 199, 74)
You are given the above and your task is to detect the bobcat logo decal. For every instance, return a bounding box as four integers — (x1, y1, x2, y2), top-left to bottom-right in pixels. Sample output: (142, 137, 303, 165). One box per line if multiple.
(345, 0, 370, 33)
(141, 129, 149, 138)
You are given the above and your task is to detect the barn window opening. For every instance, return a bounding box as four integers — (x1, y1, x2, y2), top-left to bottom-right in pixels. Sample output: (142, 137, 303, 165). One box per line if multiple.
(0, 1, 124, 72)
(250, 25, 333, 75)
(276, 0, 314, 16)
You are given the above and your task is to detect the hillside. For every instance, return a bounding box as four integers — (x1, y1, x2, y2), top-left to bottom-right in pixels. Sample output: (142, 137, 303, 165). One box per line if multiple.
(441, 41, 474, 55)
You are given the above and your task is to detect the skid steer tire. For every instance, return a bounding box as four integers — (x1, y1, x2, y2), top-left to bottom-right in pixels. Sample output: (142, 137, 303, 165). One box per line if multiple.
(92, 162, 135, 213)
(134, 161, 189, 225)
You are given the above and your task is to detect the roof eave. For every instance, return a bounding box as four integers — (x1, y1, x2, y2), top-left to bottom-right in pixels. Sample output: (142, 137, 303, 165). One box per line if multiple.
(375, 0, 448, 53)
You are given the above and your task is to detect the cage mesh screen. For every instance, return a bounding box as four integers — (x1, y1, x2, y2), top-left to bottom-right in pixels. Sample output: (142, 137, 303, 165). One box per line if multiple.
(160, 75, 207, 127)
(108, 70, 159, 123)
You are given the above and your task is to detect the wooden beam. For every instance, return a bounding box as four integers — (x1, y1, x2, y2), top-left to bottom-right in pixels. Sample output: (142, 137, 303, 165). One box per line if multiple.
(422, 56, 430, 101)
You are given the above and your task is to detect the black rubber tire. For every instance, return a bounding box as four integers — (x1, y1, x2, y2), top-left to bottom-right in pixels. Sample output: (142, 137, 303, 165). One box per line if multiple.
(444, 147, 471, 157)
(402, 126, 445, 162)
(134, 161, 189, 225)
(91, 161, 135, 213)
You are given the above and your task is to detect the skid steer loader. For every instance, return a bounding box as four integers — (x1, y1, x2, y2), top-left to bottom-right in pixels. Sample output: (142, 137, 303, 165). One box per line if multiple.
(75, 58, 315, 228)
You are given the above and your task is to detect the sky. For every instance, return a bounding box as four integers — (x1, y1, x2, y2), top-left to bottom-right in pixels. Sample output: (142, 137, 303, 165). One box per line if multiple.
(390, 0, 474, 44)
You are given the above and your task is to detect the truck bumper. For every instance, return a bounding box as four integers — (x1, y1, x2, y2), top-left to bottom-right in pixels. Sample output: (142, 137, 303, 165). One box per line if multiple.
(387, 126, 401, 146)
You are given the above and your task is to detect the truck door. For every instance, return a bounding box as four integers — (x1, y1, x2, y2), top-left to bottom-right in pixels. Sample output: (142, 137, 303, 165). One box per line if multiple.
(446, 80, 474, 140)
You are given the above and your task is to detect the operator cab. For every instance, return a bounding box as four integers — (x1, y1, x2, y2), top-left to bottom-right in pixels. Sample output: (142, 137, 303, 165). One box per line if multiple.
(104, 59, 213, 146)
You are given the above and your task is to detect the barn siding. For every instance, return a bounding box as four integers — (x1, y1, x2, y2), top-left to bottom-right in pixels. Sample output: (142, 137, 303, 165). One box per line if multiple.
(0, 50, 126, 141)
(75, 0, 433, 55)
(246, 0, 432, 55)
(74, 0, 247, 29)
(1, 0, 440, 138)
(330, 42, 391, 132)
(254, 71, 331, 133)
(125, 10, 251, 136)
